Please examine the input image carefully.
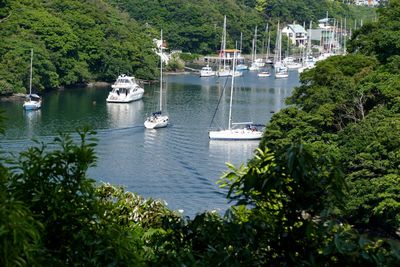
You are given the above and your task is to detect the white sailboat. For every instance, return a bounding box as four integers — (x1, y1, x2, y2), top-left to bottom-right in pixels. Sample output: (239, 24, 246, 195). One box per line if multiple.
(265, 25, 273, 64)
(274, 22, 289, 79)
(209, 51, 263, 140)
(23, 49, 42, 111)
(217, 16, 230, 77)
(249, 26, 265, 71)
(298, 21, 316, 73)
(144, 30, 169, 129)
(216, 16, 241, 77)
(236, 32, 248, 71)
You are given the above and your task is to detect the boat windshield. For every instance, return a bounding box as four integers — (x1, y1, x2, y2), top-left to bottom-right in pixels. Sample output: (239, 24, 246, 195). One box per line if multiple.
(117, 78, 132, 84)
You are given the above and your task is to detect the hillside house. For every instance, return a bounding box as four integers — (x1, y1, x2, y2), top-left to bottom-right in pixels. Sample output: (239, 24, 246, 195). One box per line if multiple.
(281, 24, 308, 47)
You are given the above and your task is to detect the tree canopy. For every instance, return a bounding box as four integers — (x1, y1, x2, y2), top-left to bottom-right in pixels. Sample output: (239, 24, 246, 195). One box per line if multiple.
(0, 0, 158, 95)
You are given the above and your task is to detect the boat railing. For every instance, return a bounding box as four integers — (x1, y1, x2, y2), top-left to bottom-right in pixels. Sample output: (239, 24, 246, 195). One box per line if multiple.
(232, 122, 253, 125)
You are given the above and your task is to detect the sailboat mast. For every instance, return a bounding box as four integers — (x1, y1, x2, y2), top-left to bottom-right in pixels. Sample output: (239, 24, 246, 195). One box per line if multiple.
(228, 51, 236, 130)
(308, 21, 312, 55)
(278, 26, 282, 62)
(254, 26, 258, 62)
(222, 15, 227, 69)
(344, 17, 347, 54)
(160, 30, 163, 112)
(264, 24, 269, 60)
(240, 32, 243, 52)
(274, 21, 280, 64)
(29, 49, 33, 95)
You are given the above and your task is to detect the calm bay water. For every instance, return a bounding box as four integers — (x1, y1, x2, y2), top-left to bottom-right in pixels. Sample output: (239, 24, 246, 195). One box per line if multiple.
(0, 70, 299, 217)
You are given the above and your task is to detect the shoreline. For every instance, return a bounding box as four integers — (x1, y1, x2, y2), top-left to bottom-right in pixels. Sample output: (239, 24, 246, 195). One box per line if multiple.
(0, 93, 26, 102)
(0, 71, 194, 101)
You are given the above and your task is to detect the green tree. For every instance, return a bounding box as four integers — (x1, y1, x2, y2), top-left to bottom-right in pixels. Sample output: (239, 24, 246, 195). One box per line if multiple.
(0, 113, 42, 267)
(6, 128, 146, 265)
(0, 0, 159, 95)
(348, 0, 400, 64)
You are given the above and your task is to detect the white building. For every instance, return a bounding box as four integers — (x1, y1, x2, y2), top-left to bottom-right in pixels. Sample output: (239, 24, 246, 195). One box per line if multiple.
(281, 24, 308, 47)
(153, 38, 170, 64)
(354, 0, 380, 6)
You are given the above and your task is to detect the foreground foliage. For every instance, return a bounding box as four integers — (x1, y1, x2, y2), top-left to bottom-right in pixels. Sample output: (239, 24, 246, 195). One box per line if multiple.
(1, 125, 399, 266)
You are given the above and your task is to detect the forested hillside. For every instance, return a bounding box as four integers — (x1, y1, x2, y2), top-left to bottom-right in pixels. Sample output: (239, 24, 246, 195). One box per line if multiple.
(0, 0, 374, 95)
(107, 0, 262, 55)
(0, 0, 158, 95)
(109, 0, 375, 54)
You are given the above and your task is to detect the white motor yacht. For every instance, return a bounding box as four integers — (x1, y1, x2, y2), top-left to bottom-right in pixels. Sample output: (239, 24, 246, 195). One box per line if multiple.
(200, 65, 215, 77)
(106, 74, 144, 103)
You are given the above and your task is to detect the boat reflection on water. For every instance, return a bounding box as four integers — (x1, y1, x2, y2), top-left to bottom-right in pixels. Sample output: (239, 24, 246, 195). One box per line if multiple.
(106, 100, 144, 128)
(208, 139, 260, 168)
(24, 109, 42, 139)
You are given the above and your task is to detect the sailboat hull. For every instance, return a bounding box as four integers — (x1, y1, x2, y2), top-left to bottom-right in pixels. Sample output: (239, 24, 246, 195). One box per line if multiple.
(144, 115, 169, 129)
(23, 100, 41, 110)
(208, 129, 263, 140)
(275, 72, 289, 78)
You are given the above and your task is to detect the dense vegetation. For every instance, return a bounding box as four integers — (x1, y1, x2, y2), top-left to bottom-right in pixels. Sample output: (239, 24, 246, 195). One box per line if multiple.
(257, 0, 400, 262)
(109, 0, 375, 55)
(2, 0, 400, 265)
(0, 0, 374, 95)
(107, 0, 262, 55)
(0, 0, 159, 95)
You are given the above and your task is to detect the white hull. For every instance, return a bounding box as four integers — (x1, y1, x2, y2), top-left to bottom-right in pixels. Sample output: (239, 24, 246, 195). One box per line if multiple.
(209, 128, 263, 140)
(217, 70, 241, 77)
(231, 70, 242, 77)
(200, 66, 215, 77)
(144, 115, 169, 129)
(217, 69, 231, 77)
(23, 100, 41, 110)
(249, 65, 260, 71)
(106, 91, 144, 103)
(275, 72, 289, 78)
(257, 72, 271, 77)
(286, 63, 302, 69)
(200, 71, 215, 77)
(236, 64, 248, 70)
